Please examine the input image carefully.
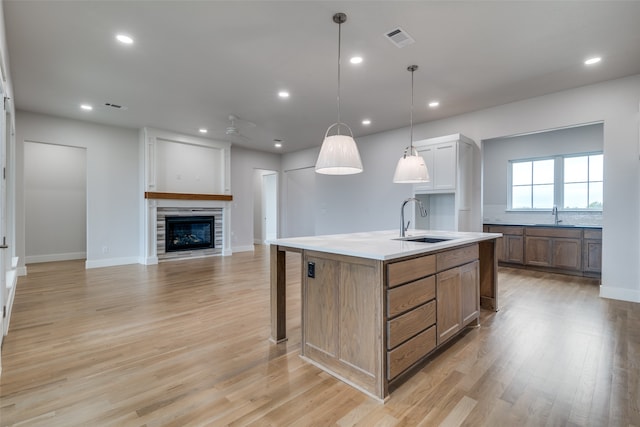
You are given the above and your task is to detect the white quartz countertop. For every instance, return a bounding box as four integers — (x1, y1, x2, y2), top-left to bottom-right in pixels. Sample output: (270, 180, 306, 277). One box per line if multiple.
(268, 229, 502, 261)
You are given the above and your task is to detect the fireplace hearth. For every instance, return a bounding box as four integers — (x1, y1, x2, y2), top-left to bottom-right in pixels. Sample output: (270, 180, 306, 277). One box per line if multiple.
(165, 216, 215, 252)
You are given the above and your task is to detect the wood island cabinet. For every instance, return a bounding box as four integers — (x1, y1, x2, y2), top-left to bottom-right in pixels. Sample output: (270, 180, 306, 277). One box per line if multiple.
(460, 261, 480, 325)
(387, 244, 480, 380)
(435, 267, 461, 345)
(302, 251, 383, 397)
(270, 232, 500, 401)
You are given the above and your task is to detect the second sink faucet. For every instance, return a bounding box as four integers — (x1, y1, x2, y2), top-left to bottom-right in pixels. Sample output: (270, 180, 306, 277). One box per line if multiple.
(400, 197, 428, 237)
(552, 205, 562, 225)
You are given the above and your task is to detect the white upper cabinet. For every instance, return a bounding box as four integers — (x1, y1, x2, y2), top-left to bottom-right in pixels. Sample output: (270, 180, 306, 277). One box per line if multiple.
(412, 134, 478, 232)
(413, 134, 471, 194)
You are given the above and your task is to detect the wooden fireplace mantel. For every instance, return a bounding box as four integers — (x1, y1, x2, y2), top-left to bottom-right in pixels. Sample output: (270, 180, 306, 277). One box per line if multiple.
(144, 192, 233, 201)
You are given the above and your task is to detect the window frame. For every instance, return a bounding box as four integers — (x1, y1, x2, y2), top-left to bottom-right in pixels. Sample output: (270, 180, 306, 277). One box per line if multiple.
(507, 151, 603, 212)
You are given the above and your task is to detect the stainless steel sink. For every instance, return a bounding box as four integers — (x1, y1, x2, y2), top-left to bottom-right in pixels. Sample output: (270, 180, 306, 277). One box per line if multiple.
(395, 236, 452, 243)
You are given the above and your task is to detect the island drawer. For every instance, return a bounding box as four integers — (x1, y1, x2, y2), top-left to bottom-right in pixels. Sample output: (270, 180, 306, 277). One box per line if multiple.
(387, 325, 436, 380)
(387, 300, 436, 349)
(387, 255, 436, 288)
(436, 243, 479, 271)
(387, 276, 436, 318)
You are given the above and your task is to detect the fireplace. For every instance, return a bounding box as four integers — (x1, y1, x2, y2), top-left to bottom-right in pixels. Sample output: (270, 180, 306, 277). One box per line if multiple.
(165, 216, 215, 252)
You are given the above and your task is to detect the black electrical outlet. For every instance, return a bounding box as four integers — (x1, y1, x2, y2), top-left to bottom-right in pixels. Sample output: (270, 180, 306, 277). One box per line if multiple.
(307, 262, 315, 278)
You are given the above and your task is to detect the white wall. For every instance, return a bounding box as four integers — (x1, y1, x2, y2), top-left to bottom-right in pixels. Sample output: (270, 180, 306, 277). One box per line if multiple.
(24, 141, 86, 262)
(281, 130, 416, 237)
(281, 74, 640, 303)
(483, 123, 604, 226)
(229, 146, 280, 251)
(15, 111, 140, 270)
(154, 139, 224, 194)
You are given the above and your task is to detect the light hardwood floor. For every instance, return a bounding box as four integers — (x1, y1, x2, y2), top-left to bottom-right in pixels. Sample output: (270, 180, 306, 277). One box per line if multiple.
(0, 246, 638, 426)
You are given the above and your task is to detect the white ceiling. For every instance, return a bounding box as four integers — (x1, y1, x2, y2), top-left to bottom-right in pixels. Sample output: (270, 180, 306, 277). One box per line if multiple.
(4, 1, 640, 153)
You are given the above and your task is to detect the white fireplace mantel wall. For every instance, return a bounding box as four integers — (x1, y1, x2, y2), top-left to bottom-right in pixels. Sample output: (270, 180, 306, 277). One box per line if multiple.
(140, 127, 232, 264)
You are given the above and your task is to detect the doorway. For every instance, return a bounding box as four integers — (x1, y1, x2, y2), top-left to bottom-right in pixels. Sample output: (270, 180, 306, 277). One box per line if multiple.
(253, 169, 278, 244)
(24, 141, 87, 263)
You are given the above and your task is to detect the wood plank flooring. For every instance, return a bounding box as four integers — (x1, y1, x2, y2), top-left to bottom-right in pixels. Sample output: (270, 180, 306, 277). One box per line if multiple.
(1, 246, 638, 426)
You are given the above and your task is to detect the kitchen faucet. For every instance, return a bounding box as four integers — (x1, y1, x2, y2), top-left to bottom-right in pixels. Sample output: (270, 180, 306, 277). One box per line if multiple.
(552, 205, 562, 225)
(400, 197, 428, 237)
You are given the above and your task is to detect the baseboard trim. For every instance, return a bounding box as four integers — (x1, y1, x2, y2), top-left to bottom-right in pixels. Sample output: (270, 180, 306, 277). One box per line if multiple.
(85, 257, 140, 269)
(600, 284, 640, 303)
(25, 252, 86, 264)
(232, 245, 255, 253)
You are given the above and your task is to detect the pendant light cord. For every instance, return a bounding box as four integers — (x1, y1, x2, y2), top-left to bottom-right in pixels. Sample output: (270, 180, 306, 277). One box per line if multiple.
(410, 67, 414, 151)
(337, 20, 342, 135)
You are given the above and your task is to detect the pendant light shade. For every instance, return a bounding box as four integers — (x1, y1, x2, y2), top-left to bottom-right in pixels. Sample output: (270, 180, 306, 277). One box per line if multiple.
(316, 124, 363, 175)
(393, 147, 430, 183)
(393, 65, 430, 183)
(315, 12, 363, 175)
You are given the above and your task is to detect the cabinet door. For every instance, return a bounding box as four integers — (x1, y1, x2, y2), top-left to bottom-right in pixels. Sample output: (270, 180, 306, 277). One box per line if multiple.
(436, 267, 461, 345)
(303, 256, 338, 358)
(525, 236, 553, 267)
(460, 261, 479, 326)
(433, 142, 456, 190)
(552, 238, 581, 271)
(415, 146, 434, 192)
(505, 235, 524, 264)
(583, 239, 602, 273)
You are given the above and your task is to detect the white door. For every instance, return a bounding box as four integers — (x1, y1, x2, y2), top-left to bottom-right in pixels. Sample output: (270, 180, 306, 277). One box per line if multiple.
(262, 172, 277, 242)
(0, 91, 6, 342)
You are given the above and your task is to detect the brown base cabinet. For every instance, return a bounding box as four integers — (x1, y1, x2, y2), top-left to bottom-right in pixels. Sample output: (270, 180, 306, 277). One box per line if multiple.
(583, 229, 603, 274)
(484, 224, 601, 277)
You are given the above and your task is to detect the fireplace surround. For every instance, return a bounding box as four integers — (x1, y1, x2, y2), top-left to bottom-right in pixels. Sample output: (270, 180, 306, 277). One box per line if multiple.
(155, 207, 224, 261)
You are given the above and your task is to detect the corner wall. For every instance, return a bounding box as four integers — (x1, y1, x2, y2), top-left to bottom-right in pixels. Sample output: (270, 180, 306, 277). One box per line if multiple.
(15, 111, 140, 270)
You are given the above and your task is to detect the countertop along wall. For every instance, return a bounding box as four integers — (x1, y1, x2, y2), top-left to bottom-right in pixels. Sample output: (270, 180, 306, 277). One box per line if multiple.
(281, 74, 640, 303)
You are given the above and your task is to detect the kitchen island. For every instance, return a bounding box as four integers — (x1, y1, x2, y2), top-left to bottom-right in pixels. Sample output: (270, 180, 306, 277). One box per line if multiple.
(269, 229, 501, 400)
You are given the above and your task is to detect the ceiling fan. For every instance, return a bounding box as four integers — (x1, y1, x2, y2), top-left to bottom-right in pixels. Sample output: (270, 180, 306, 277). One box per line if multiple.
(213, 114, 256, 142)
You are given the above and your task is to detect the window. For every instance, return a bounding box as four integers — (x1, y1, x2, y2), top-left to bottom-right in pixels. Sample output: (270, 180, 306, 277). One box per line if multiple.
(564, 154, 603, 209)
(511, 158, 554, 209)
(509, 153, 603, 210)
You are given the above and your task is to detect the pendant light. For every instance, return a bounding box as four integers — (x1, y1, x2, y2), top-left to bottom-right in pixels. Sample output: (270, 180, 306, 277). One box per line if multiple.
(393, 65, 430, 183)
(315, 13, 363, 175)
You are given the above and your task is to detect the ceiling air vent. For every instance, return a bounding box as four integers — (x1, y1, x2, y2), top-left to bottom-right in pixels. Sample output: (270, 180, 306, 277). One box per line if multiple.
(384, 27, 415, 48)
(104, 102, 128, 110)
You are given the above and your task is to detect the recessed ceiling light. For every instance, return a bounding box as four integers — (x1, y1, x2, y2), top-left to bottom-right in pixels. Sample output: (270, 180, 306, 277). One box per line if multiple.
(428, 101, 440, 108)
(116, 34, 134, 45)
(362, 119, 371, 125)
(274, 142, 283, 148)
(199, 128, 208, 134)
(350, 56, 363, 64)
(278, 91, 290, 98)
(584, 56, 601, 65)
(80, 104, 93, 111)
